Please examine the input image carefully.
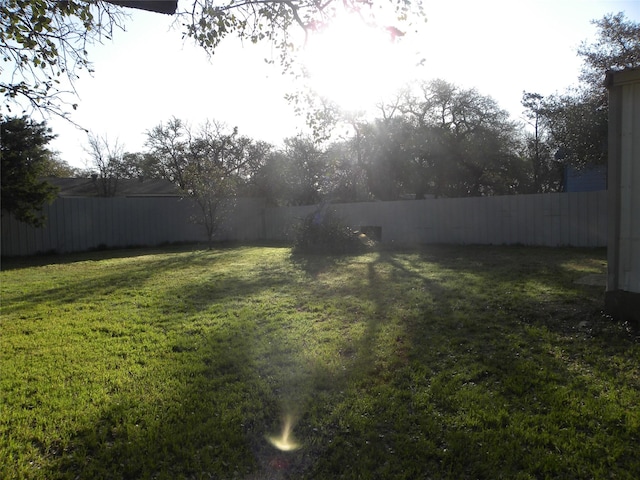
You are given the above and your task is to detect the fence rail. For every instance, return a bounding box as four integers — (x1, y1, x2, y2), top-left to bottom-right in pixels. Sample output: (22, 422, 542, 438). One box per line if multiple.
(1, 191, 607, 257)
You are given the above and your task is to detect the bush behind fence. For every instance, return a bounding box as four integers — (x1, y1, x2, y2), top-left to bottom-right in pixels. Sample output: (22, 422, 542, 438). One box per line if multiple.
(1, 191, 607, 256)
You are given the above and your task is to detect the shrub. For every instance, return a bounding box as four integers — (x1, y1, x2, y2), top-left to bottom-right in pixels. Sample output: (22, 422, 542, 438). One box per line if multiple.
(292, 206, 367, 254)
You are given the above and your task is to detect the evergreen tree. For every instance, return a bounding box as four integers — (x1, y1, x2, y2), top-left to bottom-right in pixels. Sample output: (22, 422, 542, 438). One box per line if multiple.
(1, 116, 59, 227)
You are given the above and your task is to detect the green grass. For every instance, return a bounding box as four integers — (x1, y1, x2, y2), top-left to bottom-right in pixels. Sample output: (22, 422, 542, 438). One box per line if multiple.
(1, 245, 638, 479)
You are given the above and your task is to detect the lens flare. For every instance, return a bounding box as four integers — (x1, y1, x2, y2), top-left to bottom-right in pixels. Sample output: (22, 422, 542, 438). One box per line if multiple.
(266, 414, 301, 451)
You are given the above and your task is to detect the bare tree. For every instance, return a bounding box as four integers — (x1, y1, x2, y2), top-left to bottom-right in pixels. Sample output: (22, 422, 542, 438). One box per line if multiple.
(144, 117, 190, 188)
(145, 118, 269, 245)
(84, 133, 126, 196)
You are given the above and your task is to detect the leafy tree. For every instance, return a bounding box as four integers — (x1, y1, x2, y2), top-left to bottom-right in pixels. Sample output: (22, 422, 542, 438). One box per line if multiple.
(285, 89, 343, 142)
(144, 118, 269, 243)
(577, 12, 640, 88)
(323, 139, 371, 203)
(395, 80, 526, 198)
(229, 80, 534, 205)
(251, 150, 290, 205)
(1, 0, 124, 119)
(280, 136, 329, 205)
(2, 1, 424, 121)
(356, 116, 413, 200)
(179, 1, 424, 69)
(536, 13, 639, 170)
(1, 116, 59, 226)
(253, 136, 328, 206)
(40, 155, 82, 177)
(343, 80, 529, 201)
(119, 151, 161, 180)
(538, 88, 609, 169)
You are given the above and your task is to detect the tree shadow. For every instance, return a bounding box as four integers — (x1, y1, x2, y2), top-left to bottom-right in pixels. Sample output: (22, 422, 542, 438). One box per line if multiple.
(0, 243, 208, 271)
(44, 312, 274, 479)
(24, 247, 309, 479)
(19, 245, 638, 479)
(298, 246, 639, 478)
(1, 248, 221, 315)
(288, 251, 355, 278)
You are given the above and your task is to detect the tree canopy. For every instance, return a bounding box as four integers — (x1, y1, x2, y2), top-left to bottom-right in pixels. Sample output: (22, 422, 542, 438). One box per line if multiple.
(577, 11, 640, 88)
(356, 80, 527, 199)
(531, 12, 639, 170)
(141, 117, 271, 242)
(130, 78, 531, 211)
(5, 7, 635, 221)
(1, 0, 424, 121)
(1, 116, 59, 226)
(0, 0, 125, 119)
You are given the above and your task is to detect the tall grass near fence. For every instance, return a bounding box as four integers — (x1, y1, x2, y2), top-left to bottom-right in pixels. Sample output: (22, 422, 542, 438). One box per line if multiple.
(1, 246, 638, 479)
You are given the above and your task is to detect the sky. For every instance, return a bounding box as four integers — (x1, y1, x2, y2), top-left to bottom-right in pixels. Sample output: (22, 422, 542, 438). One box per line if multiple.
(39, 0, 640, 169)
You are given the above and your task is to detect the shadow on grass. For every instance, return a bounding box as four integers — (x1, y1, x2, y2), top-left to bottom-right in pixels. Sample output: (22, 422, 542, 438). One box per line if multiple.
(21, 245, 638, 479)
(289, 251, 353, 278)
(0, 243, 207, 271)
(46, 314, 276, 479)
(2, 246, 283, 316)
(24, 247, 305, 479)
(305, 246, 639, 478)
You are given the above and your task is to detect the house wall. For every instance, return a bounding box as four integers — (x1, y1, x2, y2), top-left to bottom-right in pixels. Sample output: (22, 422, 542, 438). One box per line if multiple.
(605, 68, 640, 325)
(1, 191, 607, 257)
(564, 165, 607, 192)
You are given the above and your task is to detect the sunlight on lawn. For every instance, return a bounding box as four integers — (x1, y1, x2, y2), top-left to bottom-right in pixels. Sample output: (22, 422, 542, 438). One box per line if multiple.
(1, 246, 637, 479)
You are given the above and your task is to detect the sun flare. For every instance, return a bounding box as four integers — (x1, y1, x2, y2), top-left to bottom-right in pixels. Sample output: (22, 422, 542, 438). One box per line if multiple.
(266, 414, 301, 452)
(301, 12, 418, 112)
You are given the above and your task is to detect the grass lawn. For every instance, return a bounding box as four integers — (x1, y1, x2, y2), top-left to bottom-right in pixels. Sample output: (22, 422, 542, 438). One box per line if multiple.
(1, 245, 638, 479)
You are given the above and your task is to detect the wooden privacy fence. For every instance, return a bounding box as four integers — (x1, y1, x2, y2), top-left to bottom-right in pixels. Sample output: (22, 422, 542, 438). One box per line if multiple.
(266, 190, 608, 247)
(1, 191, 606, 256)
(2, 197, 197, 256)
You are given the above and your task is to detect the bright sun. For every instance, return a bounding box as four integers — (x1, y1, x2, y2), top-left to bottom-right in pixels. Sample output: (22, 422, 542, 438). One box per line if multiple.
(301, 12, 418, 112)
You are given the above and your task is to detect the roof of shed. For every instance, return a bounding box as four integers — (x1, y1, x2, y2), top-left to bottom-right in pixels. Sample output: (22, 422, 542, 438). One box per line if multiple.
(46, 177, 182, 197)
(107, 1, 178, 15)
